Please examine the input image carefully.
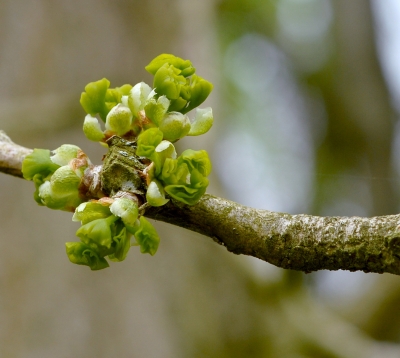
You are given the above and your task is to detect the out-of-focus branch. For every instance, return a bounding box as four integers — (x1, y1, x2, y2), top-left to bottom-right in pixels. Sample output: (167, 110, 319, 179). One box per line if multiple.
(313, 0, 396, 216)
(2, 131, 400, 276)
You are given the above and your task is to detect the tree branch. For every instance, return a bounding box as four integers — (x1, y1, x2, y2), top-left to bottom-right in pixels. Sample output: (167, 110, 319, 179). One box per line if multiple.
(146, 196, 400, 275)
(2, 131, 400, 275)
(0, 130, 32, 178)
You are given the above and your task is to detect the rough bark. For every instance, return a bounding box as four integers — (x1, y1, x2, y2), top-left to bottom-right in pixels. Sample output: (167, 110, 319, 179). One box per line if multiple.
(146, 196, 400, 275)
(2, 131, 400, 275)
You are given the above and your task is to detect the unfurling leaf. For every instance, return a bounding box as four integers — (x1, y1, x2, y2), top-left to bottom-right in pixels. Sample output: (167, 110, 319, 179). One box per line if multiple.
(145, 54, 195, 77)
(83, 115, 106, 142)
(136, 128, 163, 158)
(188, 108, 213, 136)
(66, 242, 109, 270)
(134, 216, 160, 255)
(22, 149, 60, 181)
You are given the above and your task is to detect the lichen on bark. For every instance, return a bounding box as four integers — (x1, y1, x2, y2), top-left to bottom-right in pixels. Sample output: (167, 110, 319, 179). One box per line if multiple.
(145, 194, 400, 275)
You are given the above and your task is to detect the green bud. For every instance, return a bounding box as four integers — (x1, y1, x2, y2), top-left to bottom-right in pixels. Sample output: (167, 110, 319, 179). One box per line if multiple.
(188, 107, 213, 136)
(38, 166, 83, 211)
(153, 63, 186, 100)
(109, 197, 139, 229)
(50, 166, 81, 194)
(83, 114, 106, 142)
(76, 214, 119, 250)
(146, 179, 169, 207)
(72, 201, 112, 225)
(144, 95, 170, 126)
(181, 74, 213, 114)
(80, 78, 110, 121)
(136, 128, 163, 158)
(38, 181, 80, 211)
(22, 149, 60, 181)
(158, 112, 191, 142)
(152, 140, 177, 175)
(145, 54, 195, 77)
(128, 82, 152, 115)
(66, 242, 109, 270)
(105, 104, 133, 136)
(134, 216, 160, 255)
(50, 144, 80, 166)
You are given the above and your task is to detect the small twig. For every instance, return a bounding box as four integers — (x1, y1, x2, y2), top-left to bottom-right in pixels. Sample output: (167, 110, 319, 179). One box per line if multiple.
(0, 130, 32, 178)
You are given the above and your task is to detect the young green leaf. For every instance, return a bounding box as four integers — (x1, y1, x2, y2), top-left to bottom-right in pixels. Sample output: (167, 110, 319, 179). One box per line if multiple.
(83, 115, 106, 142)
(161, 158, 190, 186)
(134, 216, 160, 255)
(182, 75, 213, 114)
(164, 168, 209, 205)
(152, 140, 177, 176)
(178, 149, 212, 177)
(146, 179, 169, 207)
(76, 215, 119, 250)
(72, 201, 112, 225)
(22, 149, 60, 181)
(136, 128, 164, 158)
(109, 197, 139, 229)
(188, 107, 213, 136)
(144, 95, 170, 126)
(145, 54, 195, 77)
(80, 78, 110, 121)
(108, 225, 131, 262)
(50, 144, 81, 166)
(153, 64, 186, 100)
(66, 242, 110, 270)
(128, 82, 152, 115)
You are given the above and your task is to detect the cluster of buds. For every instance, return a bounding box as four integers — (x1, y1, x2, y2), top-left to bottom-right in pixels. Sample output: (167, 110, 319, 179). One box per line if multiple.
(22, 54, 214, 270)
(80, 54, 214, 144)
(136, 128, 211, 206)
(23, 145, 160, 270)
(22, 145, 91, 211)
(67, 196, 159, 270)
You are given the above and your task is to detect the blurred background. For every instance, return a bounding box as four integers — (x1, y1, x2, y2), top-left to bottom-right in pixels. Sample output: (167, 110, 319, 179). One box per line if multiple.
(1, 0, 400, 356)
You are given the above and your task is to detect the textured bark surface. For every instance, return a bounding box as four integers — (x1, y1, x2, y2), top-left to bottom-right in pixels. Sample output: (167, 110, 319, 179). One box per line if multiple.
(0, 131, 32, 178)
(146, 195, 400, 275)
(2, 131, 400, 275)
